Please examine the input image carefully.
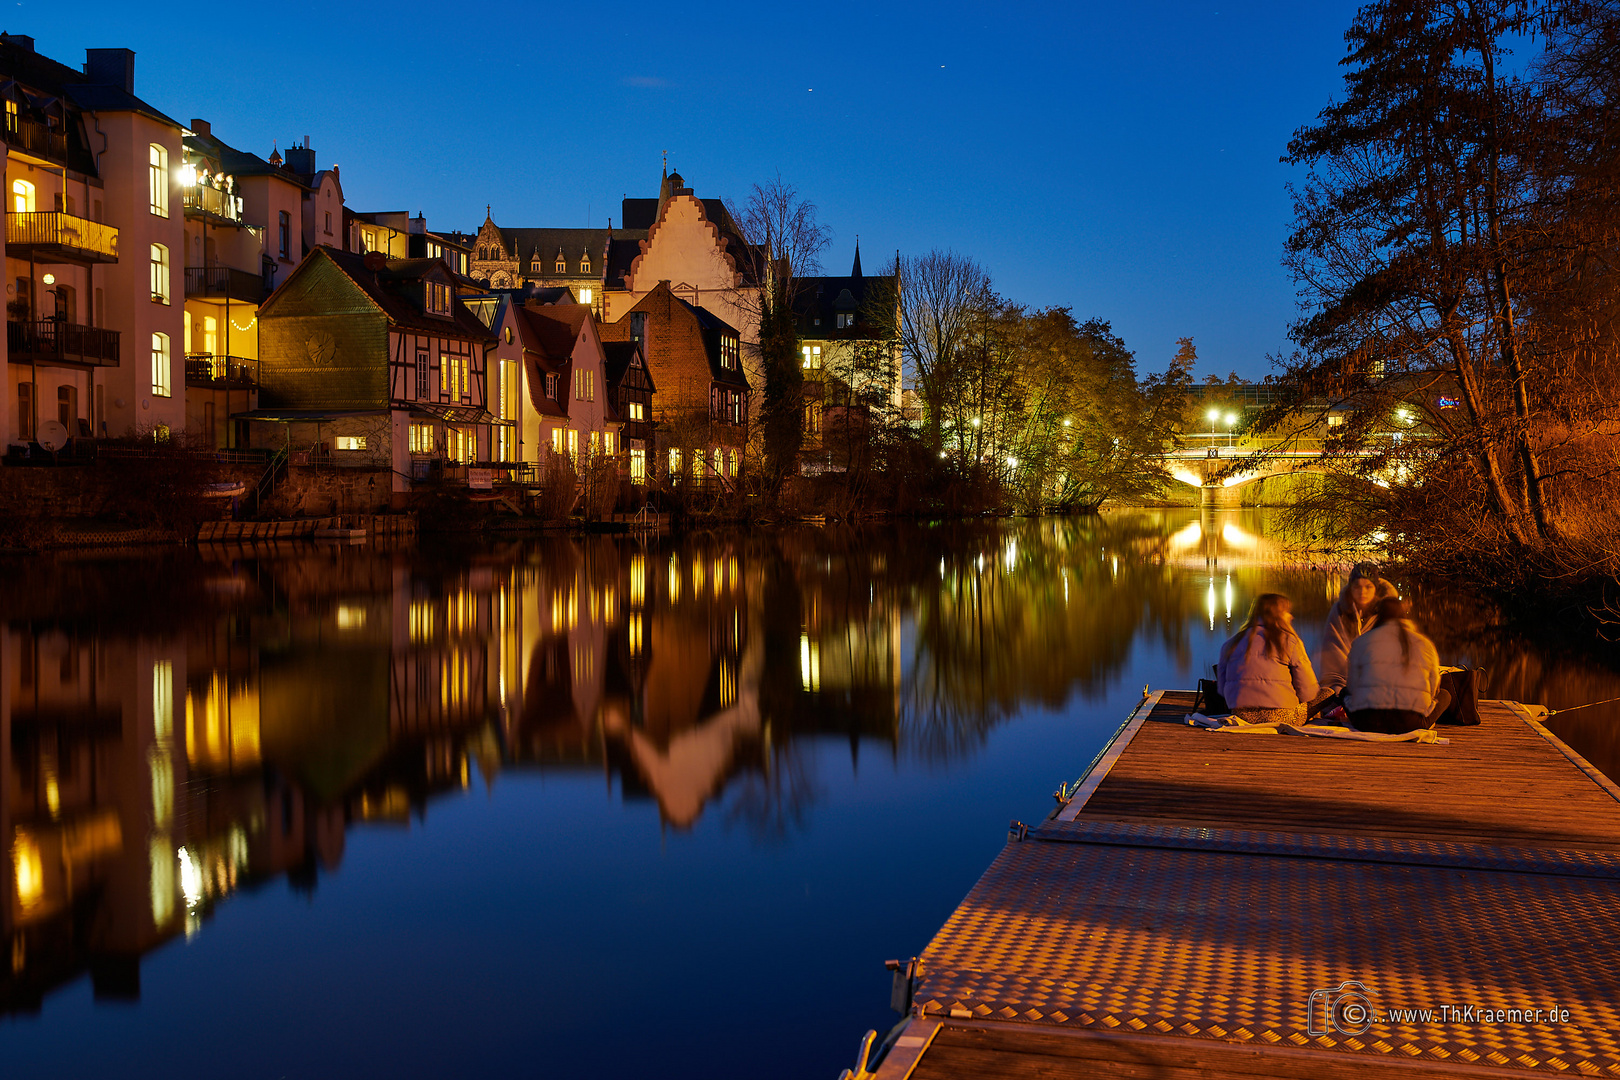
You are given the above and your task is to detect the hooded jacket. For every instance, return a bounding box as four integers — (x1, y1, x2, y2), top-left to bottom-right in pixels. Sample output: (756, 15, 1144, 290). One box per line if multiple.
(1316, 576, 1399, 691)
(1217, 626, 1319, 711)
(1345, 620, 1441, 714)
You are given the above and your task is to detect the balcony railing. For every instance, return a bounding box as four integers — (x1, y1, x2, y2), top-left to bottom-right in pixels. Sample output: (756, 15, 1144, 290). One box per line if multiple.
(184, 353, 257, 388)
(7, 319, 120, 367)
(5, 211, 119, 264)
(184, 266, 266, 304)
(3, 118, 68, 165)
(182, 185, 246, 225)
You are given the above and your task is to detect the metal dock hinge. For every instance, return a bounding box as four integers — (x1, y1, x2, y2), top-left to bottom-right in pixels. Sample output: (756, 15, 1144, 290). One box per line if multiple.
(836, 1029, 878, 1080)
(1008, 820, 1029, 843)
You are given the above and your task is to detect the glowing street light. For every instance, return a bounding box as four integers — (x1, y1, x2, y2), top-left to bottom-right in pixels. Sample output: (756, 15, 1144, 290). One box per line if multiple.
(1207, 407, 1221, 442)
(1224, 412, 1238, 447)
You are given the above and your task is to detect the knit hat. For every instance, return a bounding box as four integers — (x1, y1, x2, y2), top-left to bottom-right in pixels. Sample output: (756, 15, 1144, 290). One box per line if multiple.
(1349, 561, 1380, 582)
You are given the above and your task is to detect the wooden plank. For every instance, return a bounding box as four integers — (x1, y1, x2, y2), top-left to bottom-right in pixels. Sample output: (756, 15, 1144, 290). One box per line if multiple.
(870, 1018, 943, 1080)
(1514, 701, 1620, 806)
(1054, 690, 1163, 822)
(909, 1022, 1557, 1080)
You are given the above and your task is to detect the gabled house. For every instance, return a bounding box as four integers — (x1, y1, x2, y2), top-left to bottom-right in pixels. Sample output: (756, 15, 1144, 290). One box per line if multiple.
(514, 302, 620, 465)
(602, 340, 654, 485)
(246, 248, 500, 503)
(791, 242, 901, 460)
(599, 281, 748, 486)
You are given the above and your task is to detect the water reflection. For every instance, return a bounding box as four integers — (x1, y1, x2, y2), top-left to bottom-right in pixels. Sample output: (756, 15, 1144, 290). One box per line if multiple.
(2, 509, 1616, 1019)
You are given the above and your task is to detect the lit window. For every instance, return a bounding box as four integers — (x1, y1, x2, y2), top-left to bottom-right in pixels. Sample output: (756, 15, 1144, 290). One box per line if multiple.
(566, 428, 578, 458)
(629, 401, 644, 421)
(630, 446, 646, 484)
(441, 355, 466, 399)
(4, 100, 16, 134)
(148, 144, 168, 217)
(555, 257, 566, 273)
(1327, 414, 1344, 427)
(151, 332, 171, 397)
(11, 178, 34, 214)
(150, 244, 170, 304)
(580, 255, 590, 273)
(722, 336, 739, 369)
(573, 369, 594, 401)
(551, 427, 564, 455)
(603, 432, 615, 455)
(409, 423, 434, 453)
(579, 287, 592, 305)
(589, 431, 600, 455)
(335, 435, 367, 450)
(668, 447, 681, 476)
(426, 281, 451, 315)
(361, 228, 376, 252)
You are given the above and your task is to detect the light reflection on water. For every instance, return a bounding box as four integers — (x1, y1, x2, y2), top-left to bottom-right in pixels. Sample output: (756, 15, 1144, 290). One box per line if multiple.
(0, 508, 1615, 1078)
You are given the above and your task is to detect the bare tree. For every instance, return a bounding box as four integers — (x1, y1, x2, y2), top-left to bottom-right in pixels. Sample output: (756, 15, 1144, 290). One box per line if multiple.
(726, 176, 832, 494)
(895, 250, 994, 451)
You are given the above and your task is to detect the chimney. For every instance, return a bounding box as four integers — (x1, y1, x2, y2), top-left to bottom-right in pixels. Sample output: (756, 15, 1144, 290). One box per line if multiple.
(84, 48, 136, 93)
(284, 143, 316, 175)
(1, 34, 35, 52)
(190, 118, 210, 137)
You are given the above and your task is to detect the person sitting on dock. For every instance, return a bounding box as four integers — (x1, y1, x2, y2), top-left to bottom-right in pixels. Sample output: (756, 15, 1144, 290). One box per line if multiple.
(1216, 593, 1320, 724)
(1315, 560, 1399, 699)
(1343, 597, 1452, 734)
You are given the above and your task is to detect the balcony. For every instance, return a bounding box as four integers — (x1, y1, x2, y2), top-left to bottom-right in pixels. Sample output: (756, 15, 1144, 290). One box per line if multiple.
(2, 118, 68, 166)
(182, 185, 246, 226)
(184, 266, 266, 305)
(6, 211, 119, 265)
(7, 319, 120, 367)
(185, 354, 257, 389)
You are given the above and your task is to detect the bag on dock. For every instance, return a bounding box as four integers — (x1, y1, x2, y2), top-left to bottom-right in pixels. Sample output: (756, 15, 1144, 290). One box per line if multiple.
(1193, 677, 1229, 716)
(1436, 668, 1483, 726)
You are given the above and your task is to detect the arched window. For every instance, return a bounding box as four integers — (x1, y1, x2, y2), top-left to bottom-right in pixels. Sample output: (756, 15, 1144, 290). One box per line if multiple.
(149, 243, 169, 304)
(148, 143, 169, 217)
(11, 178, 34, 214)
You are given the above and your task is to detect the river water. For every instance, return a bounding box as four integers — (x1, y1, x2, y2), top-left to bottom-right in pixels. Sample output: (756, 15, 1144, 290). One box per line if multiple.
(2, 509, 1616, 1078)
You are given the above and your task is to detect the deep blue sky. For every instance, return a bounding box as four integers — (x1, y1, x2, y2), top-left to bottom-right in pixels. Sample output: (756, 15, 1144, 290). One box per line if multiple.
(24, 2, 1364, 380)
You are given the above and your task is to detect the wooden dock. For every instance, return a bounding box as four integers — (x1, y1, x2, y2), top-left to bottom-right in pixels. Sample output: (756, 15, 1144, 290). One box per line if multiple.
(850, 691, 1620, 1079)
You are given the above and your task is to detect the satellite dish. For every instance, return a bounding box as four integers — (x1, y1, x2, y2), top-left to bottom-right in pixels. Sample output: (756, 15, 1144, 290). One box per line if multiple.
(37, 420, 69, 452)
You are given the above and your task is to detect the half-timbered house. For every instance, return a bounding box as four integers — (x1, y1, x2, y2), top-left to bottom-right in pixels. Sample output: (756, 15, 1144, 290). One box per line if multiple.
(247, 247, 500, 503)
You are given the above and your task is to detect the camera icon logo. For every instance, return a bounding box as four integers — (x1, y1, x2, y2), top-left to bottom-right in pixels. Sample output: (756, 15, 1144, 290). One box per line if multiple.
(1306, 981, 1376, 1036)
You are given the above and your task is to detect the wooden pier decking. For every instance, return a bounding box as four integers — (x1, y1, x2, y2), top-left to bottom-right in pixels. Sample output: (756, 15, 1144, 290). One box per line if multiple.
(855, 692, 1620, 1079)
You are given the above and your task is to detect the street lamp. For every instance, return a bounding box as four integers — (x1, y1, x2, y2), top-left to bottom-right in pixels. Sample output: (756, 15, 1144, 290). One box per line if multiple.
(1207, 407, 1220, 442)
(1224, 412, 1238, 447)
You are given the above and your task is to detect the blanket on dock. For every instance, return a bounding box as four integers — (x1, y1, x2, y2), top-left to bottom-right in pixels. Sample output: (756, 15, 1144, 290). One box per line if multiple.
(1185, 712, 1450, 744)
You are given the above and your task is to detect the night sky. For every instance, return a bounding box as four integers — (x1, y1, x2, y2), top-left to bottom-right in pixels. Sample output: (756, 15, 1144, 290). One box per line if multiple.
(20, 2, 1368, 380)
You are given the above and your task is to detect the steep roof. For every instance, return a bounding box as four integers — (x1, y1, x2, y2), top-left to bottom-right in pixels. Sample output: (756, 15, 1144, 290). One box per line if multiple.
(602, 340, 655, 394)
(793, 272, 897, 339)
(272, 248, 495, 340)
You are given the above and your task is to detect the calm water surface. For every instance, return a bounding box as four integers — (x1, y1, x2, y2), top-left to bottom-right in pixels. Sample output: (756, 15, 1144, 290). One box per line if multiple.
(3, 509, 1616, 1078)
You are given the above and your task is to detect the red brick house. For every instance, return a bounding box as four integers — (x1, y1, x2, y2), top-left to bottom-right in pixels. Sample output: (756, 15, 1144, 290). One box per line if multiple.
(599, 281, 748, 486)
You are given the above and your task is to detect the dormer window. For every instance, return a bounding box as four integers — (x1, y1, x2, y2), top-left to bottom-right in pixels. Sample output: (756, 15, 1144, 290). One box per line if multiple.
(580, 253, 591, 273)
(426, 281, 452, 316)
(532, 259, 541, 272)
(721, 335, 740, 370)
(555, 255, 566, 274)
(837, 313, 855, 328)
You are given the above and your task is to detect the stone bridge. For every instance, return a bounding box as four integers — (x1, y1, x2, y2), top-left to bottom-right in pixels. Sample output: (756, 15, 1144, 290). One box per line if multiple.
(1161, 445, 1364, 508)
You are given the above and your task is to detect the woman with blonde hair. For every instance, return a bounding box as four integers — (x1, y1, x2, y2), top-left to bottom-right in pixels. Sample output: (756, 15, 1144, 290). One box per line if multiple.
(1216, 593, 1319, 724)
(1345, 596, 1451, 733)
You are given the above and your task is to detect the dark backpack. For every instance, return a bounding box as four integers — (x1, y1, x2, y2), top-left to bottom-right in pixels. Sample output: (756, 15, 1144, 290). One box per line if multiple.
(1436, 668, 1484, 725)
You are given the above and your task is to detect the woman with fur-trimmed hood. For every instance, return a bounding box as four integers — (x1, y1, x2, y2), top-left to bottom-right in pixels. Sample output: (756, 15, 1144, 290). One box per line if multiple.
(1316, 561, 1399, 694)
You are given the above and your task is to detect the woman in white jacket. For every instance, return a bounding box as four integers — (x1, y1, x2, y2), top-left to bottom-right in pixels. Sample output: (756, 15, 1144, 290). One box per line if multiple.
(1216, 593, 1319, 724)
(1345, 597, 1452, 734)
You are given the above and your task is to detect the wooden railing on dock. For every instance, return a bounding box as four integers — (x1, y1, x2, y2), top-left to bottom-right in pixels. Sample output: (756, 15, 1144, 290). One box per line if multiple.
(852, 692, 1620, 1080)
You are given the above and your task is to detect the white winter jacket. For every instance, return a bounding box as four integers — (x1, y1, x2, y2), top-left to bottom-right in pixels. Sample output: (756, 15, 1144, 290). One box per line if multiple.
(1345, 620, 1440, 714)
(1217, 627, 1319, 711)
